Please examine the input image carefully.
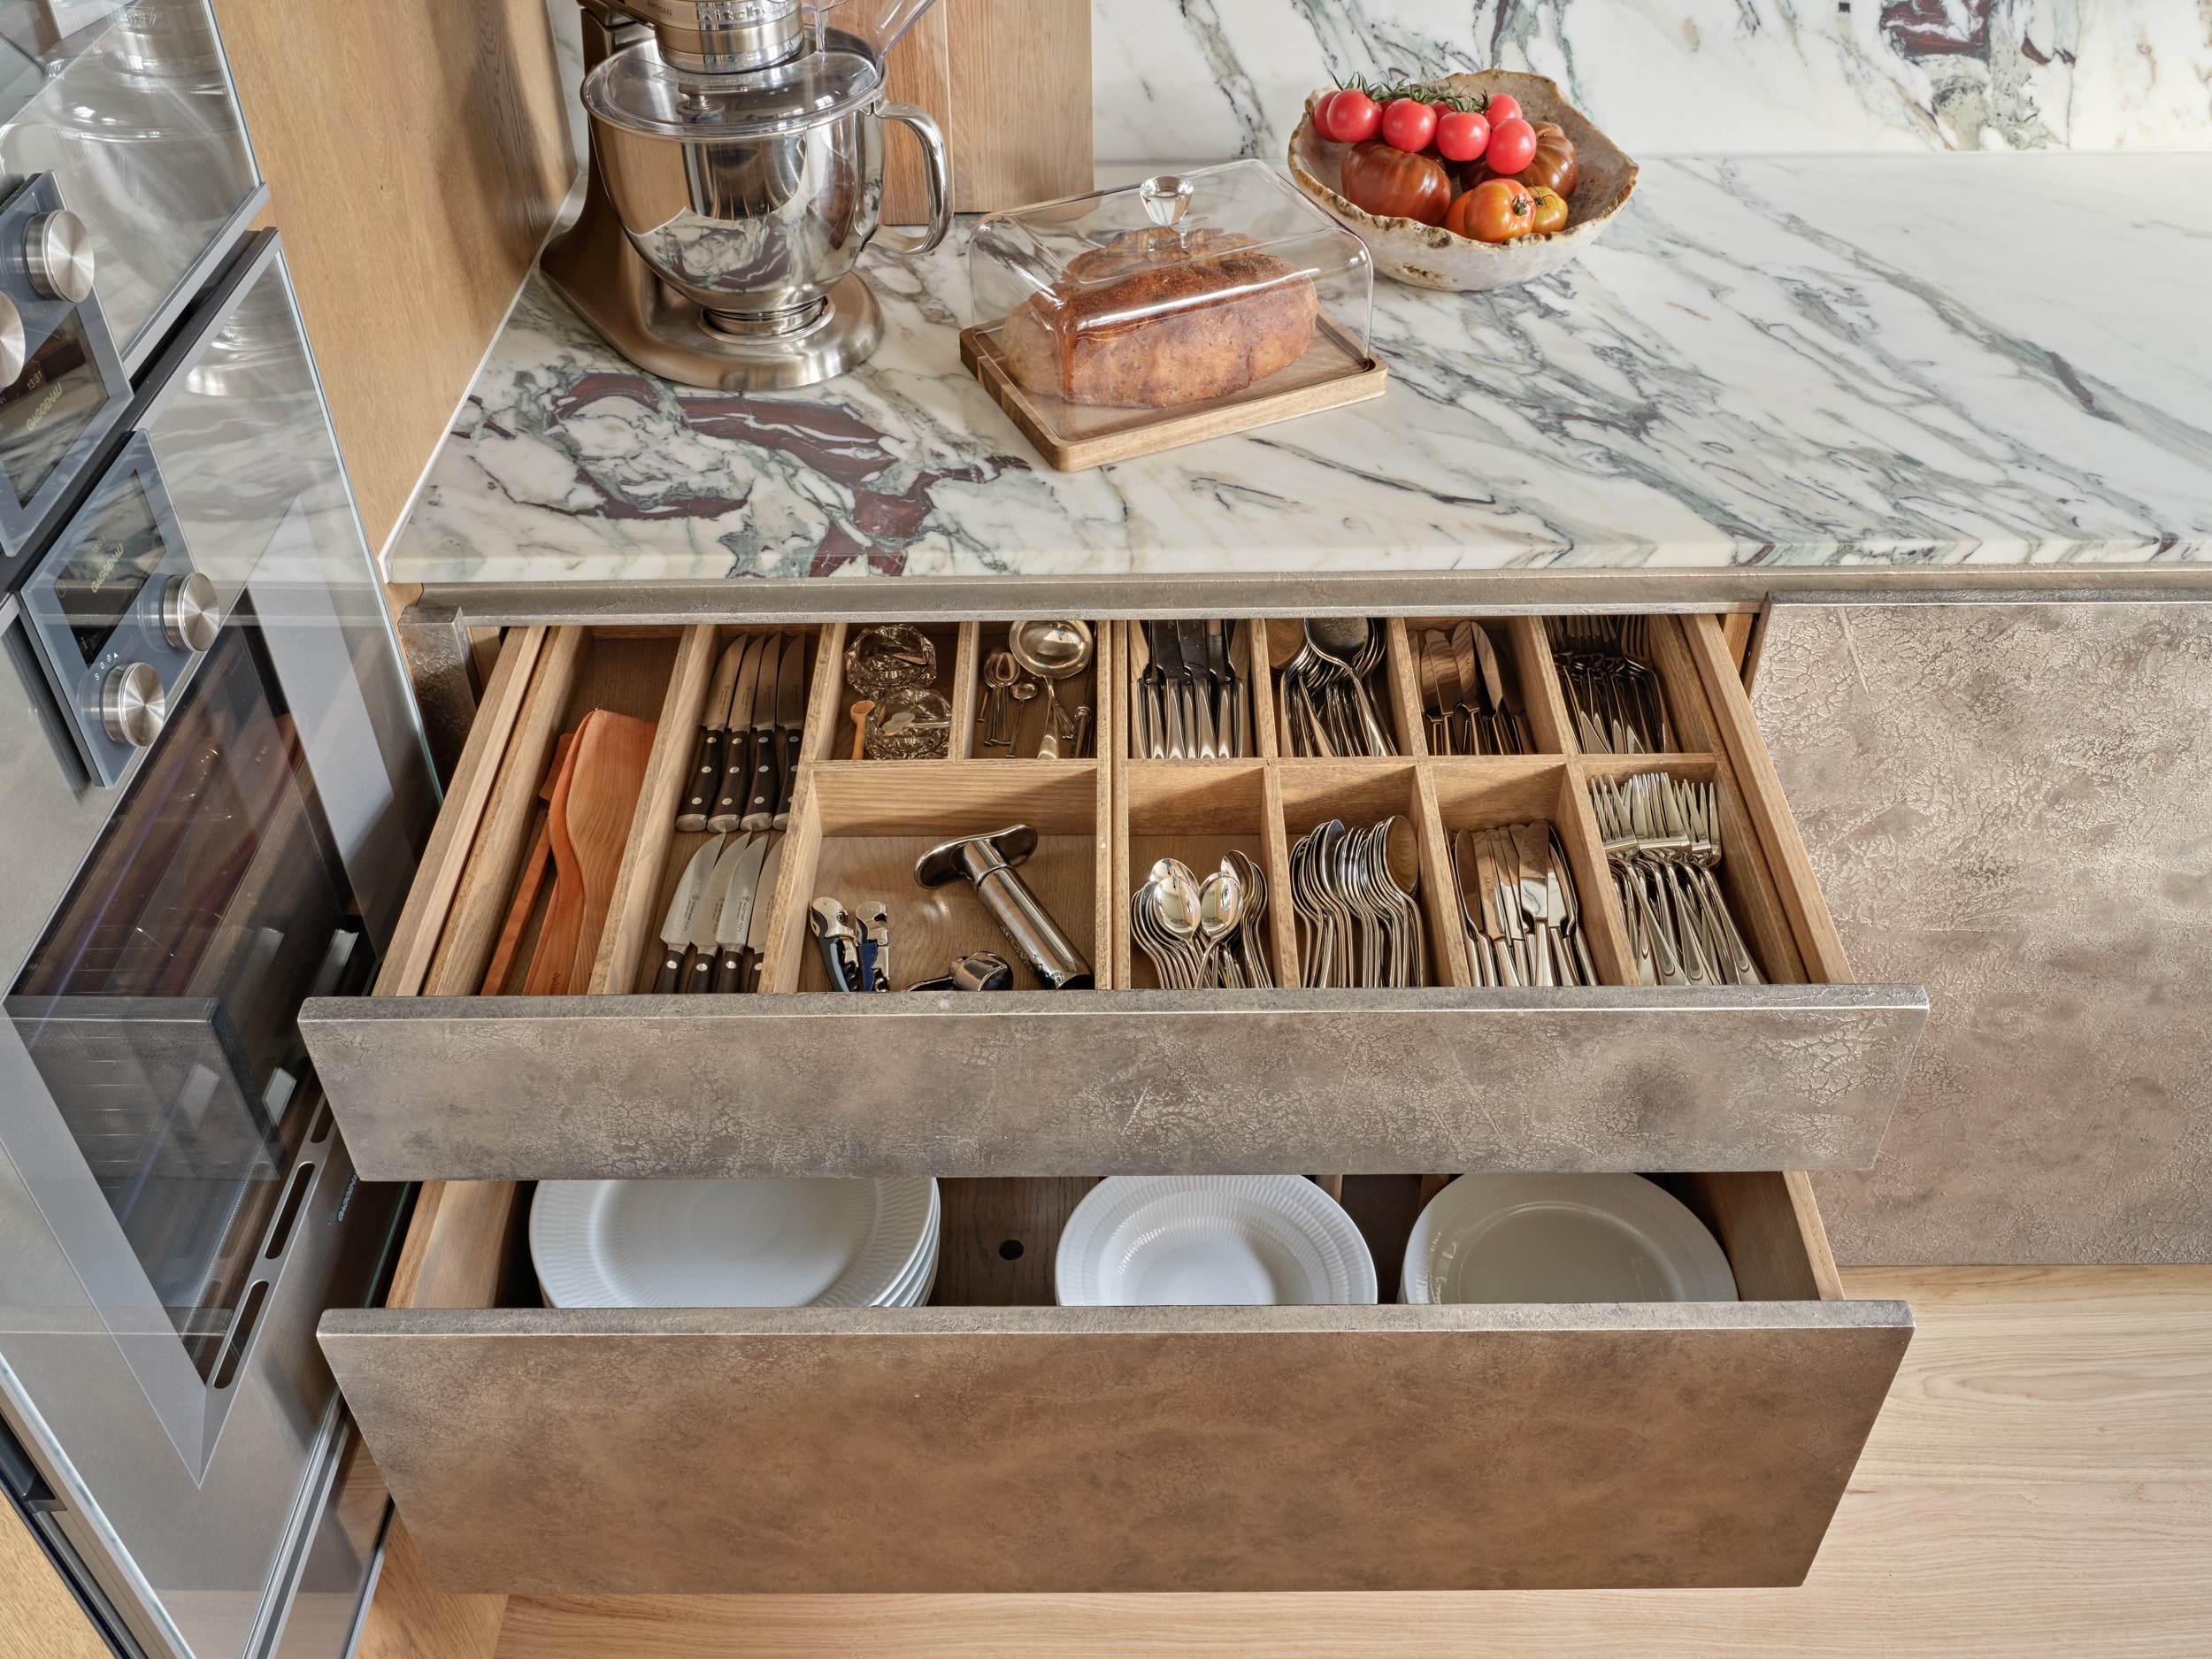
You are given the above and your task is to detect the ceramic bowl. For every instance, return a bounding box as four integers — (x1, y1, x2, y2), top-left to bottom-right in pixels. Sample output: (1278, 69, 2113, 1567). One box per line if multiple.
(1287, 70, 1639, 292)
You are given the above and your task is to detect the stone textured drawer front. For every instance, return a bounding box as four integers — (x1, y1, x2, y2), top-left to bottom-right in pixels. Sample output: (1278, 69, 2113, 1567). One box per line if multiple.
(308, 985, 1924, 1179)
(303, 611, 1927, 1179)
(322, 1170, 1910, 1595)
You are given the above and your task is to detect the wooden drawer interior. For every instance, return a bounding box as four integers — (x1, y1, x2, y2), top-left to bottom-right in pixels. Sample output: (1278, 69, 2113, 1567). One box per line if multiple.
(382, 611, 1843, 1005)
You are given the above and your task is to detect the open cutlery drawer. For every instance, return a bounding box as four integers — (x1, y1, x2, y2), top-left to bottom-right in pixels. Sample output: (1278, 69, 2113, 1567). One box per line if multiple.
(301, 610, 1925, 1180)
(320, 1164, 1911, 1594)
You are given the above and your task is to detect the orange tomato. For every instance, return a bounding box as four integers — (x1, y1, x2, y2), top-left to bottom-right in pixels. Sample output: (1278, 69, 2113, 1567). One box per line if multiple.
(1445, 179, 1535, 243)
(1526, 186, 1569, 235)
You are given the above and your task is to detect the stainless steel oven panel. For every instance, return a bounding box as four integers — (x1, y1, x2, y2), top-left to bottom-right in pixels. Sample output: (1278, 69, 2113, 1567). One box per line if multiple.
(0, 219, 429, 1659)
(18, 434, 196, 784)
(0, 1, 265, 372)
(0, 173, 134, 565)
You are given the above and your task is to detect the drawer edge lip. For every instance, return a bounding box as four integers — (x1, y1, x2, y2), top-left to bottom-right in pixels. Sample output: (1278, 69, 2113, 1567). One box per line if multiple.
(304, 983, 1932, 1025)
(319, 1301, 1916, 1340)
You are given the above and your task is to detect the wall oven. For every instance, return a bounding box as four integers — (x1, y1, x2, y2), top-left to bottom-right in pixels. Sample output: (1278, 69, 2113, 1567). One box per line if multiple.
(0, 226, 434, 1659)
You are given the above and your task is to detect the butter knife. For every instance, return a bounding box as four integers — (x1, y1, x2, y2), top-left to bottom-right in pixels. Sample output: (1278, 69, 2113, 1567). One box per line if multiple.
(1147, 621, 1183, 758)
(1176, 617, 1217, 758)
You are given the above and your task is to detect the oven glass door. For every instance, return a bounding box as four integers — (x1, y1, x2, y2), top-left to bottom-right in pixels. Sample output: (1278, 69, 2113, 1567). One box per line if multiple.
(10, 614, 375, 1387)
(0, 0, 263, 366)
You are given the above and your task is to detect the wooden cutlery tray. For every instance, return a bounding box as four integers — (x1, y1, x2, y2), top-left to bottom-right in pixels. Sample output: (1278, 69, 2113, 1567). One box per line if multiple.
(300, 610, 1924, 1182)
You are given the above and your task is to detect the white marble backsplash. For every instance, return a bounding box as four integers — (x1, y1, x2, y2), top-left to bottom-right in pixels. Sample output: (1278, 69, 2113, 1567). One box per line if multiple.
(1092, 1, 2212, 162)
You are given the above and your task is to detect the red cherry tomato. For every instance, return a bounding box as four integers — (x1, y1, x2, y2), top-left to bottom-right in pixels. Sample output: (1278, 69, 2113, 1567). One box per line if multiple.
(1313, 89, 1344, 140)
(1486, 115, 1538, 174)
(1483, 92, 1523, 127)
(1380, 96, 1439, 153)
(1325, 88, 1380, 143)
(1435, 109, 1491, 162)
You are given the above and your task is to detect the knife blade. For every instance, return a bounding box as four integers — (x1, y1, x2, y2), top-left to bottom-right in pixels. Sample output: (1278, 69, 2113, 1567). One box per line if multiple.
(740, 833, 786, 991)
(707, 637, 766, 832)
(650, 835, 725, 992)
(1176, 618, 1217, 758)
(772, 632, 807, 827)
(676, 639, 749, 831)
(710, 830, 775, 992)
(684, 833, 752, 992)
(740, 634, 783, 832)
(1148, 621, 1185, 757)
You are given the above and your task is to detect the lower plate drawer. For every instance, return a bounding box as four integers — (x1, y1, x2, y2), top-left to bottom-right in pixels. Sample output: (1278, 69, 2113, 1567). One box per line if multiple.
(302, 610, 1926, 1179)
(322, 1170, 1910, 1594)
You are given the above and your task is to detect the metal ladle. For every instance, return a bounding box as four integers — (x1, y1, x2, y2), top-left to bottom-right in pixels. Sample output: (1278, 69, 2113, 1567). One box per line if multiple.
(1008, 620, 1094, 760)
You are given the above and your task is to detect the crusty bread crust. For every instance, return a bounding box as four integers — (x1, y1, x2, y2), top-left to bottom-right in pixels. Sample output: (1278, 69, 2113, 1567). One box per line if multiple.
(1003, 229, 1320, 409)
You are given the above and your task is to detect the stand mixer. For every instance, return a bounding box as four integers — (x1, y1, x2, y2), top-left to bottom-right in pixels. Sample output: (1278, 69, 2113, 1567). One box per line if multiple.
(545, 0, 952, 389)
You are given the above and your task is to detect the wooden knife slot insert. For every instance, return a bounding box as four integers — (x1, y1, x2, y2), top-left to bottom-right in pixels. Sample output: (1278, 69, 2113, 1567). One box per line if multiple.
(425, 1168, 1835, 1317)
(768, 762, 1110, 994)
(383, 614, 1839, 1005)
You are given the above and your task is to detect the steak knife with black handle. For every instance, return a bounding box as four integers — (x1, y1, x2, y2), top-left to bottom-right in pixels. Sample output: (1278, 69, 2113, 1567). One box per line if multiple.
(741, 633, 784, 832)
(677, 637, 750, 831)
(710, 634, 772, 833)
(772, 633, 807, 827)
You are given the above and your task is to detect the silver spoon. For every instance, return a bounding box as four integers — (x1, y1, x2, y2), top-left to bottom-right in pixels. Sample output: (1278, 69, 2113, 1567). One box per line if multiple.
(1199, 861, 1244, 987)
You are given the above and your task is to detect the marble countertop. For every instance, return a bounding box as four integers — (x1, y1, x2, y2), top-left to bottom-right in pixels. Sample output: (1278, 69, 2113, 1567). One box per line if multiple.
(387, 151, 2212, 584)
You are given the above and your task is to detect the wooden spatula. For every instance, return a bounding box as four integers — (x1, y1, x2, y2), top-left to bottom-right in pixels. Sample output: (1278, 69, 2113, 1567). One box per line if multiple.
(522, 729, 588, 996)
(481, 733, 574, 995)
(562, 708, 658, 992)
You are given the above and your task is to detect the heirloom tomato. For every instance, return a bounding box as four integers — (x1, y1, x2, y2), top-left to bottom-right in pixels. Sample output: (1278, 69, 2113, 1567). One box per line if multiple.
(1342, 139, 1454, 225)
(1445, 178, 1535, 242)
(1526, 185, 1569, 234)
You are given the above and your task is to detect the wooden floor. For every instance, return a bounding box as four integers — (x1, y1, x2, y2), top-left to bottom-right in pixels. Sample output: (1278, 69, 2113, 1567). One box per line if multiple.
(468, 1267, 2212, 1659)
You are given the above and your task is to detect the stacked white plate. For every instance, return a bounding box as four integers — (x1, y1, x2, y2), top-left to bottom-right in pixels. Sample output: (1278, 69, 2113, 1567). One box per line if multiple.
(530, 1178, 939, 1308)
(1056, 1176, 1378, 1306)
(1402, 1173, 1736, 1304)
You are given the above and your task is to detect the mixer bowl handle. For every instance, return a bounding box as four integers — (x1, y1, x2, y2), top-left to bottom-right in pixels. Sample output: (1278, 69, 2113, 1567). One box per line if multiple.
(872, 102, 953, 256)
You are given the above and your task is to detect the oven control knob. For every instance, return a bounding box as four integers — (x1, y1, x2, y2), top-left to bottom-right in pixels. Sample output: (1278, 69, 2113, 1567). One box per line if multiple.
(161, 572, 219, 653)
(0, 293, 21, 384)
(26, 211, 95, 304)
(101, 662, 165, 749)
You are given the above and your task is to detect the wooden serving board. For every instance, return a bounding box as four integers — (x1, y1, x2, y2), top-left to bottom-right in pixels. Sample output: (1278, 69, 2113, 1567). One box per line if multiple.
(960, 324, 1389, 472)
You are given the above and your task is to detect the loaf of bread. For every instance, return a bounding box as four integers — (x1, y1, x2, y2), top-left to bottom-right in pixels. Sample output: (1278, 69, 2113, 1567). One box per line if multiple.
(1002, 228, 1320, 409)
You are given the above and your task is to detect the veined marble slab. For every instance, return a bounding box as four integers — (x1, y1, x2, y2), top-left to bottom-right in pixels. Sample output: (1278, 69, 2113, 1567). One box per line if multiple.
(385, 151, 2212, 584)
(1091, 0, 2212, 161)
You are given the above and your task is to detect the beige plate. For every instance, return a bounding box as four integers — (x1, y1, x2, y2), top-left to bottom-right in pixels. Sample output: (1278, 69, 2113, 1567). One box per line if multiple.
(1287, 70, 1640, 292)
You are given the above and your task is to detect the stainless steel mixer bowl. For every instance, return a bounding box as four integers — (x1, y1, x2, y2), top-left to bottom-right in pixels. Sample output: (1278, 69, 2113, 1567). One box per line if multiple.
(585, 42, 950, 334)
